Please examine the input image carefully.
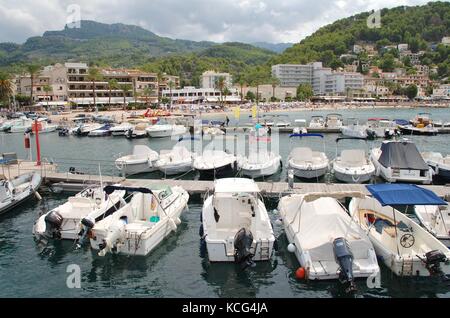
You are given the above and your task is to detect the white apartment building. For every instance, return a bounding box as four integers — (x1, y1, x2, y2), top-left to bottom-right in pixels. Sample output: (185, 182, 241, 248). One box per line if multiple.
(432, 84, 450, 99)
(271, 64, 313, 87)
(272, 62, 363, 96)
(162, 86, 240, 103)
(201, 71, 233, 89)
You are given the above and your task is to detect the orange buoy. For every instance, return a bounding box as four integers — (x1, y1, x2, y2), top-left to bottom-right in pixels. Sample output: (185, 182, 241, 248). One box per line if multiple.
(295, 267, 306, 280)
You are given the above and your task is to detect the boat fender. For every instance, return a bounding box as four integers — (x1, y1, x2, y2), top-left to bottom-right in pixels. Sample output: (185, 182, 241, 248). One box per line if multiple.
(287, 243, 296, 253)
(295, 267, 306, 280)
(275, 219, 283, 226)
(175, 217, 182, 226)
(34, 191, 42, 201)
(169, 218, 177, 232)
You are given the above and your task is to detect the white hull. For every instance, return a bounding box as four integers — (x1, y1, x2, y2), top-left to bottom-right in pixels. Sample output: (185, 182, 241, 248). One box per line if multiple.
(370, 148, 433, 184)
(147, 125, 187, 138)
(157, 161, 192, 176)
(90, 187, 189, 256)
(202, 179, 275, 263)
(349, 197, 450, 277)
(289, 164, 328, 179)
(279, 195, 379, 281)
(0, 173, 42, 215)
(334, 169, 374, 183)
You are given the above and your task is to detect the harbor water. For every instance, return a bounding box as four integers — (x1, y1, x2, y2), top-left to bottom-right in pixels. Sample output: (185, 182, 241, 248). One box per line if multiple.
(1, 108, 450, 298)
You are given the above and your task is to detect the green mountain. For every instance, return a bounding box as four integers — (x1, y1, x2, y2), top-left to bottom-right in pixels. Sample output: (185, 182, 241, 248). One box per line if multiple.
(0, 20, 215, 67)
(273, 1, 450, 71)
(251, 42, 294, 53)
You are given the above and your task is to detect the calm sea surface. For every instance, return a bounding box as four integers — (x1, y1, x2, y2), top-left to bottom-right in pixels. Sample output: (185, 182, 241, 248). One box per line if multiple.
(0, 107, 449, 298)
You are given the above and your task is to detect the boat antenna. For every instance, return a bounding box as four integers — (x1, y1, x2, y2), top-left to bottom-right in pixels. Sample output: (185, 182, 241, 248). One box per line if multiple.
(98, 164, 104, 194)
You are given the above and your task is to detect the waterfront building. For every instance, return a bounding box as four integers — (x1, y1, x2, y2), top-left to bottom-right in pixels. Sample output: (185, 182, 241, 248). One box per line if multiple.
(201, 71, 233, 89)
(432, 84, 450, 100)
(162, 86, 240, 104)
(272, 62, 363, 96)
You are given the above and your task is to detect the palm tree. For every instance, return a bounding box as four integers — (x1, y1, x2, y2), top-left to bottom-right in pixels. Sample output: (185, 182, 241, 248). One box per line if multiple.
(214, 76, 226, 107)
(43, 84, 52, 111)
(119, 84, 133, 110)
(270, 77, 280, 101)
(27, 64, 40, 106)
(238, 79, 246, 102)
(0, 72, 13, 109)
(87, 67, 103, 113)
(157, 72, 164, 104)
(168, 80, 175, 110)
(142, 86, 155, 107)
(108, 79, 119, 110)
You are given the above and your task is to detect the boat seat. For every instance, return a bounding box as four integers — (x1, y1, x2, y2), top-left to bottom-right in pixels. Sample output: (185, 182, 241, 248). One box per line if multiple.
(341, 150, 366, 167)
(14, 182, 30, 193)
(291, 148, 313, 163)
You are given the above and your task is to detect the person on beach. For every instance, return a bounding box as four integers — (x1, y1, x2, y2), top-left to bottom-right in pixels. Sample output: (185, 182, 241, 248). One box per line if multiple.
(226, 116, 230, 127)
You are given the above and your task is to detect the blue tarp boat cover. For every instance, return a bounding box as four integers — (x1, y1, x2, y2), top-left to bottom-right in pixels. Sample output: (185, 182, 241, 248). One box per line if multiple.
(366, 184, 447, 206)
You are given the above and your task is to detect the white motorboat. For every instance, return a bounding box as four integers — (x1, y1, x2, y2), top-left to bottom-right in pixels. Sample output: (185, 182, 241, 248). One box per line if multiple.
(110, 123, 134, 136)
(293, 119, 308, 135)
(366, 118, 398, 139)
(309, 116, 325, 129)
(399, 124, 438, 136)
(193, 150, 236, 178)
(125, 123, 148, 139)
(88, 124, 112, 137)
(370, 140, 433, 184)
(287, 133, 329, 179)
(325, 113, 343, 129)
(89, 185, 189, 256)
(70, 123, 103, 137)
(203, 127, 225, 136)
(349, 184, 450, 277)
(201, 178, 275, 267)
(237, 151, 281, 179)
(421, 152, 450, 180)
(146, 123, 187, 138)
(332, 137, 375, 184)
(155, 144, 196, 176)
(414, 204, 450, 248)
(33, 186, 126, 241)
(0, 172, 42, 216)
(278, 192, 379, 289)
(115, 145, 159, 176)
(341, 118, 368, 139)
(9, 117, 33, 133)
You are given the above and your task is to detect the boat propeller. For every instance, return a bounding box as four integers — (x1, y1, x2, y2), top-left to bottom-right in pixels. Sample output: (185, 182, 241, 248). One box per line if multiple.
(234, 228, 255, 270)
(333, 237, 356, 293)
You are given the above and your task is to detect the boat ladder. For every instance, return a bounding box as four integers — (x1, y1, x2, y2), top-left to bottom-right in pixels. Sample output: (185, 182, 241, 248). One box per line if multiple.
(259, 239, 271, 260)
(401, 256, 414, 276)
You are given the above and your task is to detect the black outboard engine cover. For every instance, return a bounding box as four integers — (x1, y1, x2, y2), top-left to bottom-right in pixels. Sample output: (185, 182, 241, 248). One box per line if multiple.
(234, 228, 255, 270)
(333, 237, 356, 292)
(423, 250, 448, 276)
(77, 217, 96, 248)
(44, 211, 63, 239)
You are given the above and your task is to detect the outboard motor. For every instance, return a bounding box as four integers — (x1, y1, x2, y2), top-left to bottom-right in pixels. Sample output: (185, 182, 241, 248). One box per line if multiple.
(76, 217, 95, 249)
(44, 211, 64, 239)
(366, 130, 376, 140)
(333, 238, 356, 293)
(418, 250, 448, 277)
(125, 128, 133, 139)
(234, 228, 255, 270)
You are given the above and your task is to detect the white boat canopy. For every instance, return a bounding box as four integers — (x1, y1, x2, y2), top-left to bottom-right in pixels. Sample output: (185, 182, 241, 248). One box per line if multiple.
(214, 178, 260, 193)
(302, 191, 366, 203)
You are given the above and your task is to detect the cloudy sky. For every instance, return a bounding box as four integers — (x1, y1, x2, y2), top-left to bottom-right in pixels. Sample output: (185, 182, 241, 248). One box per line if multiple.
(0, 0, 437, 44)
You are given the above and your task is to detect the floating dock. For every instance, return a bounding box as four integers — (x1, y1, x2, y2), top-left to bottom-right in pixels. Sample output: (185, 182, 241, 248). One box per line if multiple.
(224, 126, 450, 134)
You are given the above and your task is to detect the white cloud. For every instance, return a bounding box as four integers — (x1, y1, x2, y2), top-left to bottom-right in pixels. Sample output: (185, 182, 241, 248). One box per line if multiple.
(0, 0, 434, 44)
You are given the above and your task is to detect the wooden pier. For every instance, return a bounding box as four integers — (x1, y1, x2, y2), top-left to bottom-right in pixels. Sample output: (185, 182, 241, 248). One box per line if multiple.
(3, 160, 450, 199)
